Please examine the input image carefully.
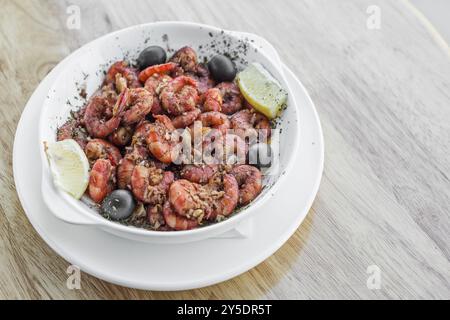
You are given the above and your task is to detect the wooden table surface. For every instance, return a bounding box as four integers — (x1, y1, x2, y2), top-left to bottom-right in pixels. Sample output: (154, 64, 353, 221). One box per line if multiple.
(1, 0, 449, 299)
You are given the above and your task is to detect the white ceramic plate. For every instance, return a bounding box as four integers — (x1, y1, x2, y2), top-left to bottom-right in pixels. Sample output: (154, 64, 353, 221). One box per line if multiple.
(13, 56, 323, 289)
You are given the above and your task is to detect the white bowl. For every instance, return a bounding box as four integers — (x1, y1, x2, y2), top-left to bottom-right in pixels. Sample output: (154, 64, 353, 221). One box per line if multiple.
(39, 21, 300, 244)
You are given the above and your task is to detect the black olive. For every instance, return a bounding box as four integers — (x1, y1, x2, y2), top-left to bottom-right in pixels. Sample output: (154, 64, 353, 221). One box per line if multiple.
(101, 190, 136, 221)
(137, 46, 167, 70)
(207, 55, 236, 82)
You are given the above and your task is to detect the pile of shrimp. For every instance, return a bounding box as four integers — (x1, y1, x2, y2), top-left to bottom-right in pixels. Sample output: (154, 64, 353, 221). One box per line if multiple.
(57, 46, 271, 231)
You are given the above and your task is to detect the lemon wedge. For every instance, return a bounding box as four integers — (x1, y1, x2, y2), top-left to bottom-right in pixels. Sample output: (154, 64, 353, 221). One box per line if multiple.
(237, 63, 288, 119)
(44, 139, 90, 199)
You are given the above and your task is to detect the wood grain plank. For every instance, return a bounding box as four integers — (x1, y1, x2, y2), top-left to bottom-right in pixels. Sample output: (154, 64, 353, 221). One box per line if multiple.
(0, 0, 449, 299)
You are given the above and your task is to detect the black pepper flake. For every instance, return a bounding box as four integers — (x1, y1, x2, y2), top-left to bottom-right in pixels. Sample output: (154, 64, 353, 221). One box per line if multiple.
(79, 88, 87, 99)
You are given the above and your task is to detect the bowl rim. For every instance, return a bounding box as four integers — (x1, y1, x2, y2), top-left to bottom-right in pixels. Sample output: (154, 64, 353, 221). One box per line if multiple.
(39, 21, 301, 238)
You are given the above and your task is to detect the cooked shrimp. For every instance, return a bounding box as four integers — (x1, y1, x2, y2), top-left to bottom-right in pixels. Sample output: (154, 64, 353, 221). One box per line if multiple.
(117, 158, 135, 190)
(171, 108, 201, 129)
(171, 63, 214, 96)
(106, 61, 140, 90)
(96, 83, 118, 107)
(88, 159, 115, 203)
(84, 138, 122, 167)
(194, 125, 225, 165)
(144, 74, 172, 115)
(203, 88, 222, 112)
(249, 113, 271, 136)
(57, 117, 89, 150)
(150, 101, 165, 116)
(131, 163, 174, 204)
(144, 73, 172, 94)
(216, 82, 243, 115)
(207, 173, 239, 220)
(116, 88, 153, 125)
(109, 125, 133, 147)
(117, 145, 148, 189)
(117, 146, 171, 191)
(198, 111, 230, 134)
(190, 63, 215, 95)
(195, 129, 247, 165)
(138, 62, 177, 83)
(230, 165, 262, 205)
(160, 76, 199, 115)
(147, 157, 171, 170)
(132, 121, 152, 146)
(230, 109, 271, 142)
(168, 46, 198, 73)
(147, 204, 168, 230)
(180, 164, 219, 184)
(168, 179, 212, 221)
(84, 96, 122, 138)
(162, 201, 198, 231)
(146, 115, 179, 163)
